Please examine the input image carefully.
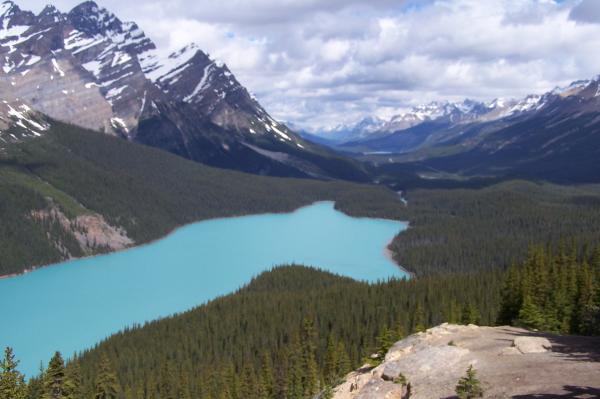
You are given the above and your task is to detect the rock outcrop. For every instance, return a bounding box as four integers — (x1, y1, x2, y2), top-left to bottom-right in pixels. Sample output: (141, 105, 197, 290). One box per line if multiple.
(31, 205, 133, 257)
(332, 323, 600, 398)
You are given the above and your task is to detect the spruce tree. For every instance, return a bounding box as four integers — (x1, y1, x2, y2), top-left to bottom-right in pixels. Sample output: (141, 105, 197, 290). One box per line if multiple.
(518, 295, 545, 330)
(412, 303, 426, 333)
(158, 361, 176, 399)
(335, 341, 351, 377)
(258, 352, 274, 398)
(301, 319, 319, 397)
(375, 327, 397, 359)
(43, 352, 67, 399)
(93, 355, 119, 399)
(26, 363, 45, 399)
(0, 347, 27, 399)
(461, 303, 480, 325)
(455, 365, 483, 399)
(64, 363, 81, 399)
(285, 334, 303, 399)
(323, 336, 339, 384)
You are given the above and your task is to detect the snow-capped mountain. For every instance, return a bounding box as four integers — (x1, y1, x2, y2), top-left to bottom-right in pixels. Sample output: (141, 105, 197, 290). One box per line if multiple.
(347, 74, 600, 183)
(331, 76, 600, 153)
(0, 0, 368, 180)
(310, 116, 387, 143)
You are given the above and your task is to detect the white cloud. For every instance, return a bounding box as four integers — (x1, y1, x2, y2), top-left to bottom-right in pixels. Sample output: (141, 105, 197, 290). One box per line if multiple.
(18, 0, 600, 130)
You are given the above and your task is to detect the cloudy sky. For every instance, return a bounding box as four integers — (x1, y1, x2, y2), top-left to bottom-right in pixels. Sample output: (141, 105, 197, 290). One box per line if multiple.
(19, 0, 600, 130)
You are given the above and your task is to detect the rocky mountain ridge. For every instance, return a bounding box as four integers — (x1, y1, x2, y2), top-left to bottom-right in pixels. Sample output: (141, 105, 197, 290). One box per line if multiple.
(0, 0, 368, 180)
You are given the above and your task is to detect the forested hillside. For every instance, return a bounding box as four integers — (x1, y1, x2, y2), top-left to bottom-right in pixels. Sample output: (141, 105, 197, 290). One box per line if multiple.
(391, 181, 600, 275)
(0, 122, 403, 276)
(37, 266, 504, 399)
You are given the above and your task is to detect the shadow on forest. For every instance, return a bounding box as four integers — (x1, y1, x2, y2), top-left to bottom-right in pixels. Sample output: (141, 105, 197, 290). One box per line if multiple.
(512, 385, 600, 398)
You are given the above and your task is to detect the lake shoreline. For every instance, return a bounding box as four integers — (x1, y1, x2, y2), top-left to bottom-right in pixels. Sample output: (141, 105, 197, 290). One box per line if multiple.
(1, 200, 410, 280)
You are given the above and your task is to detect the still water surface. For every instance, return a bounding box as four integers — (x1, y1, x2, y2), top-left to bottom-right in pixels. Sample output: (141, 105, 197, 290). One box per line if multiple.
(0, 202, 407, 376)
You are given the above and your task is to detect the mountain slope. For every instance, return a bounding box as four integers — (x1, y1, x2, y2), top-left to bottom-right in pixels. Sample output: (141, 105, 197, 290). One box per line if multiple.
(0, 0, 369, 180)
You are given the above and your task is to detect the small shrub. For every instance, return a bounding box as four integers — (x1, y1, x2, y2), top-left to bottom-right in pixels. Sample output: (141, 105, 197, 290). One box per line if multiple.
(393, 373, 408, 385)
(456, 365, 483, 399)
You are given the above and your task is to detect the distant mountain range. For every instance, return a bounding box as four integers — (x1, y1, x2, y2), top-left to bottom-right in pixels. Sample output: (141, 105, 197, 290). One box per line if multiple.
(298, 76, 600, 183)
(304, 78, 593, 147)
(0, 0, 369, 180)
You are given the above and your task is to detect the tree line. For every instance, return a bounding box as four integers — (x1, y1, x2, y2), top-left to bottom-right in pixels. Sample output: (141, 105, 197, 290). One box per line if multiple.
(0, 348, 118, 399)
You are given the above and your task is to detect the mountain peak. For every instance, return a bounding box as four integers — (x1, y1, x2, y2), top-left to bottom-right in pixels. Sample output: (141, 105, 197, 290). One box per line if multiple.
(68, 0, 122, 36)
(0, 0, 15, 12)
(71, 1, 99, 12)
(39, 4, 59, 14)
(37, 4, 64, 24)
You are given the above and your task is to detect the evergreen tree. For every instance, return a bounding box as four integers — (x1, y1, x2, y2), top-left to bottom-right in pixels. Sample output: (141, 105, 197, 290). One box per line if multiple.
(323, 336, 339, 384)
(258, 352, 274, 399)
(285, 334, 303, 399)
(93, 355, 119, 399)
(158, 361, 176, 399)
(375, 327, 397, 359)
(0, 347, 27, 399)
(43, 352, 67, 399)
(301, 319, 319, 397)
(64, 363, 81, 399)
(336, 341, 351, 377)
(460, 303, 480, 325)
(26, 363, 45, 399)
(455, 365, 483, 399)
(518, 295, 546, 330)
(239, 364, 256, 399)
(412, 303, 426, 333)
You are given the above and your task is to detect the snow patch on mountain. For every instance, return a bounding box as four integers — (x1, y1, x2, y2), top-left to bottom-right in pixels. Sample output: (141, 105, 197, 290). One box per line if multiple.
(183, 61, 215, 102)
(139, 44, 199, 83)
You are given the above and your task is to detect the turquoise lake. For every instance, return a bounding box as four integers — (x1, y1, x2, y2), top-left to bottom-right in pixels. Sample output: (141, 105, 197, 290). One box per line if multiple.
(0, 201, 407, 377)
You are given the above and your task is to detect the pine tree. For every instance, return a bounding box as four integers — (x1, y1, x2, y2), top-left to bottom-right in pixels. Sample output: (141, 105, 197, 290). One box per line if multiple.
(460, 303, 480, 325)
(518, 295, 545, 330)
(455, 365, 483, 399)
(301, 319, 319, 397)
(64, 363, 81, 399)
(158, 361, 176, 399)
(0, 347, 27, 399)
(498, 264, 523, 324)
(239, 364, 256, 399)
(258, 352, 274, 399)
(43, 352, 67, 399)
(412, 303, 426, 333)
(93, 355, 119, 399)
(336, 341, 351, 377)
(26, 363, 45, 399)
(375, 327, 397, 358)
(323, 336, 339, 384)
